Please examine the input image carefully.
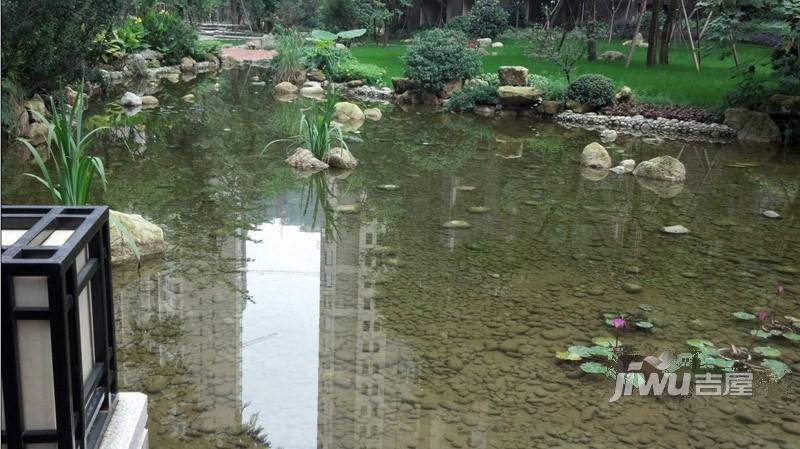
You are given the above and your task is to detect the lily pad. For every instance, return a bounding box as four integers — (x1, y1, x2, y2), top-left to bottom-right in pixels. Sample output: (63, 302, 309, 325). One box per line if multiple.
(635, 321, 654, 330)
(732, 311, 756, 320)
(580, 361, 609, 375)
(687, 339, 714, 349)
(555, 351, 582, 361)
(592, 336, 620, 348)
(588, 345, 615, 360)
(753, 346, 781, 357)
(700, 356, 735, 369)
(761, 359, 791, 380)
(567, 346, 593, 357)
(750, 329, 772, 339)
(624, 372, 646, 388)
(783, 332, 800, 342)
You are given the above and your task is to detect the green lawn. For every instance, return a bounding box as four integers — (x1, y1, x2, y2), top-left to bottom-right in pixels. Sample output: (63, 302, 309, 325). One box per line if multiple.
(352, 39, 774, 108)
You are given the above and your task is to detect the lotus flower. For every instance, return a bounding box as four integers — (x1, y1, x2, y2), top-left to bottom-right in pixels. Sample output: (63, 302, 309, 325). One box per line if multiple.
(612, 317, 626, 329)
(776, 284, 785, 297)
(757, 309, 770, 324)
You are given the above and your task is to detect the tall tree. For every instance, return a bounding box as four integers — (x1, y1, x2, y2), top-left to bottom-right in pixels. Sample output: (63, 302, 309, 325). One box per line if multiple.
(658, 0, 680, 64)
(646, 0, 663, 66)
(586, 0, 598, 61)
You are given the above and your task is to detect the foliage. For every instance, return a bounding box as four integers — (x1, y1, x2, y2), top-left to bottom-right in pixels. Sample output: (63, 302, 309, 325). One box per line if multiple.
(527, 74, 567, 101)
(1, 0, 123, 91)
(567, 74, 616, 108)
(99, 16, 147, 62)
(264, 93, 348, 159)
(473, 72, 500, 87)
(725, 66, 770, 110)
(463, 0, 509, 39)
(140, 8, 197, 64)
(1, 77, 29, 137)
(190, 40, 222, 61)
(445, 14, 472, 34)
(601, 102, 717, 123)
(17, 94, 108, 206)
(333, 59, 386, 85)
(272, 29, 308, 83)
(522, 26, 585, 82)
(444, 84, 498, 112)
(403, 29, 482, 92)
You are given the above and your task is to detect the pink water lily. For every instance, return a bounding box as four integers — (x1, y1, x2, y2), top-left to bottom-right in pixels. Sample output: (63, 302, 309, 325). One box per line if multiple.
(612, 317, 626, 329)
(776, 284, 785, 297)
(757, 309, 770, 324)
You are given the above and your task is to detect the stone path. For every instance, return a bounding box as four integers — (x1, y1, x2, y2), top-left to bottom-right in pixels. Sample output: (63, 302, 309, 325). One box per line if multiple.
(221, 47, 277, 62)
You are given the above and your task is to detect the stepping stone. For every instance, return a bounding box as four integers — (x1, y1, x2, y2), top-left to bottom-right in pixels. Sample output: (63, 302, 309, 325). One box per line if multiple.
(662, 225, 689, 234)
(762, 210, 781, 219)
(443, 220, 471, 229)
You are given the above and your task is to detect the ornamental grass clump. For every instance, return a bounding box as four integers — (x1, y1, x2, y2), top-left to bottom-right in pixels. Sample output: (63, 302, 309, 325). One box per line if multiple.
(264, 92, 348, 160)
(272, 28, 307, 84)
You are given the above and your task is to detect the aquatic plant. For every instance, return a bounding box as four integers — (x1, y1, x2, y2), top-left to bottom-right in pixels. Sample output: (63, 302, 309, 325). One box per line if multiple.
(612, 317, 626, 329)
(272, 28, 307, 84)
(264, 92, 348, 160)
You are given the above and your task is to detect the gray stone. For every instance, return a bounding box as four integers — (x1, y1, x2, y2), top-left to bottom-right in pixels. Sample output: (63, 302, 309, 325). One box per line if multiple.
(599, 50, 626, 61)
(110, 210, 166, 265)
(333, 102, 365, 122)
(623, 283, 643, 294)
(363, 108, 382, 121)
(662, 225, 690, 234)
(391, 77, 417, 94)
(600, 129, 618, 143)
(762, 210, 781, 219)
(633, 156, 686, 182)
(497, 86, 542, 106)
(580, 142, 612, 169)
(180, 56, 196, 73)
(724, 108, 782, 143)
(286, 148, 328, 171)
(120, 92, 142, 107)
(442, 220, 471, 229)
(498, 66, 528, 86)
(323, 147, 358, 169)
(274, 81, 299, 95)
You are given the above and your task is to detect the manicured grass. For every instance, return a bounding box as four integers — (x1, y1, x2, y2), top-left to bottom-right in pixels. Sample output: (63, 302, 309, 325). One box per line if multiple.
(352, 38, 774, 108)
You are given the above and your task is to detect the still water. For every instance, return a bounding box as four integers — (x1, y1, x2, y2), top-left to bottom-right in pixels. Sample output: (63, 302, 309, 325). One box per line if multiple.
(3, 68, 800, 449)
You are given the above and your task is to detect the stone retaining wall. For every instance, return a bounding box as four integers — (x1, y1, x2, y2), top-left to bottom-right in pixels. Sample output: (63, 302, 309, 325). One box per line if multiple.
(556, 111, 736, 143)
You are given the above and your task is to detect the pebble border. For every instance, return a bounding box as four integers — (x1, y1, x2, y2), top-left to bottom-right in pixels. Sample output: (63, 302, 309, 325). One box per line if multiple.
(556, 111, 736, 143)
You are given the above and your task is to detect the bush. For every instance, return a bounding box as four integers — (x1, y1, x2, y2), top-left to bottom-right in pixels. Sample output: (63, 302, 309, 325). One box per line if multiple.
(464, 0, 509, 39)
(404, 29, 482, 92)
(444, 84, 498, 112)
(303, 44, 352, 73)
(333, 60, 386, 85)
(141, 9, 197, 64)
(473, 72, 500, 87)
(446, 15, 472, 34)
(567, 74, 616, 108)
(1, 0, 122, 91)
(190, 40, 222, 61)
(527, 74, 568, 101)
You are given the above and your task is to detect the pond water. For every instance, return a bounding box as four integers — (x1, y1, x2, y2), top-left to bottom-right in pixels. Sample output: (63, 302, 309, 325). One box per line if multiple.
(3, 68, 800, 449)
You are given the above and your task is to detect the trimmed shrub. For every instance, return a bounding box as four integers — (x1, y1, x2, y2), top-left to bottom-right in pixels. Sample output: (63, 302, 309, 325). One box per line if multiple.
(465, 0, 509, 39)
(567, 74, 616, 108)
(333, 60, 386, 85)
(444, 84, 498, 112)
(446, 15, 472, 34)
(404, 29, 482, 92)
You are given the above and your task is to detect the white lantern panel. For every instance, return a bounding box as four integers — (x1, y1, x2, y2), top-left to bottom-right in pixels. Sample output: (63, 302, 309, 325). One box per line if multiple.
(26, 444, 58, 449)
(79, 286, 96, 383)
(75, 247, 88, 273)
(41, 230, 75, 246)
(13, 277, 49, 308)
(1, 229, 27, 246)
(17, 321, 56, 431)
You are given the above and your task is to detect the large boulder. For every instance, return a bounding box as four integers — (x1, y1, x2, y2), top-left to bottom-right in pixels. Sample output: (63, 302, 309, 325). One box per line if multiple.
(25, 94, 48, 117)
(324, 147, 358, 169)
(580, 142, 612, 169)
(286, 148, 329, 171)
(333, 102, 365, 122)
(477, 38, 492, 48)
(126, 54, 148, 77)
(27, 122, 49, 146)
(537, 100, 564, 115)
(497, 86, 542, 106)
(766, 94, 800, 115)
(274, 81, 299, 95)
(614, 86, 634, 104)
(391, 77, 417, 95)
(140, 96, 159, 107)
(120, 92, 142, 107)
(180, 56, 197, 73)
(109, 210, 166, 265)
(633, 156, 686, 182)
(498, 66, 528, 87)
(300, 85, 325, 97)
(599, 50, 625, 61)
(724, 108, 782, 143)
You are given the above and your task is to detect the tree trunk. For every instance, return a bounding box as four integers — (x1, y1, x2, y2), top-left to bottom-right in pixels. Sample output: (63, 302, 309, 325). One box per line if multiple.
(625, 0, 647, 68)
(646, 0, 663, 66)
(659, 0, 680, 64)
(587, 0, 597, 61)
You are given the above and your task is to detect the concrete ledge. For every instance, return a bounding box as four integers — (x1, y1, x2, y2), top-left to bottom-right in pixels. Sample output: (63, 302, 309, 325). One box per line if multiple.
(99, 392, 149, 449)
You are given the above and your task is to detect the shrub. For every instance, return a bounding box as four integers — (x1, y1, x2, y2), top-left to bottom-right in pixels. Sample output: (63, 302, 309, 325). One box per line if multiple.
(100, 16, 146, 62)
(303, 44, 352, 74)
(527, 74, 568, 101)
(190, 40, 222, 61)
(404, 29, 482, 92)
(522, 26, 585, 82)
(333, 60, 386, 85)
(567, 74, 616, 108)
(272, 29, 307, 84)
(446, 15, 472, 34)
(464, 0, 509, 39)
(141, 9, 197, 64)
(473, 72, 500, 87)
(444, 84, 498, 112)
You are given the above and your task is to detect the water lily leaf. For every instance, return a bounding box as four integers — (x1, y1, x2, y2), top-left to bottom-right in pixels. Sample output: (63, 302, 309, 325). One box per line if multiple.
(761, 359, 791, 380)
(732, 311, 756, 320)
(567, 346, 592, 357)
(602, 313, 617, 319)
(750, 330, 772, 339)
(555, 351, 582, 361)
(753, 346, 781, 357)
(625, 372, 645, 388)
(635, 321, 654, 329)
(580, 361, 609, 375)
(588, 345, 615, 359)
(793, 322, 800, 329)
(783, 332, 800, 342)
(592, 336, 620, 348)
(337, 29, 367, 39)
(310, 29, 338, 41)
(700, 356, 734, 369)
(687, 339, 714, 349)
(700, 345, 720, 356)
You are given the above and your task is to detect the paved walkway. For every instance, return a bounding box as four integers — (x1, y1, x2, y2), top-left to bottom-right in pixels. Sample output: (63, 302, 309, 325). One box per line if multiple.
(221, 47, 277, 62)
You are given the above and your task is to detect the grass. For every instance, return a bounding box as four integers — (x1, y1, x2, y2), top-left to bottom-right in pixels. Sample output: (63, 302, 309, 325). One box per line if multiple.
(352, 38, 775, 108)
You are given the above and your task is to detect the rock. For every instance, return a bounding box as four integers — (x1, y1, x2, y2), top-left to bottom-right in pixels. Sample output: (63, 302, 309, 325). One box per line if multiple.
(180, 56, 196, 73)
(446, 356, 464, 371)
(724, 108, 781, 143)
(609, 166, 626, 175)
(476, 38, 492, 48)
(120, 91, 142, 107)
(274, 81, 299, 95)
(580, 166, 609, 181)
(363, 108, 382, 121)
(391, 77, 417, 95)
(345, 79, 364, 88)
(766, 94, 800, 115)
(620, 159, 636, 173)
(25, 94, 48, 117)
(376, 184, 399, 191)
(633, 156, 686, 182)
(600, 129, 617, 143)
(762, 210, 781, 219)
(307, 69, 326, 82)
(333, 102, 365, 122)
(614, 86, 634, 104)
(782, 421, 800, 436)
(623, 283, 643, 294)
(599, 50, 625, 61)
(536, 100, 564, 115)
(465, 78, 489, 88)
(580, 142, 612, 169)
(491, 42, 503, 48)
(335, 204, 361, 214)
(140, 96, 159, 106)
(323, 147, 358, 169)
(662, 225, 690, 235)
(109, 210, 166, 265)
(442, 220, 470, 229)
(27, 122, 49, 146)
(735, 409, 762, 425)
(286, 148, 329, 171)
(126, 54, 148, 77)
(498, 66, 528, 86)
(303, 80, 321, 88)
(440, 79, 463, 98)
(466, 206, 491, 214)
(497, 86, 542, 106)
(64, 87, 78, 106)
(566, 99, 596, 113)
(300, 85, 325, 97)
(474, 105, 495, 116)
(182, 94, 196, 103)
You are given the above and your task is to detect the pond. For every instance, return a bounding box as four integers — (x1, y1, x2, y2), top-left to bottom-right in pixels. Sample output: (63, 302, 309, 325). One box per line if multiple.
(3, 68, 800, 449)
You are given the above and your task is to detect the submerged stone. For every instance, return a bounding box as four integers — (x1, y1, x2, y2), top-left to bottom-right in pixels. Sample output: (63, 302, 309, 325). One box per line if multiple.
(335, 204, 361, 214)
(662, 225, 690, 234)
(376, 184, 400, 191)
(762, 210, 781, 219)
(466, 206, 491, 214)
(622, 283, 643, 294)
(443, 220, 471, 229)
